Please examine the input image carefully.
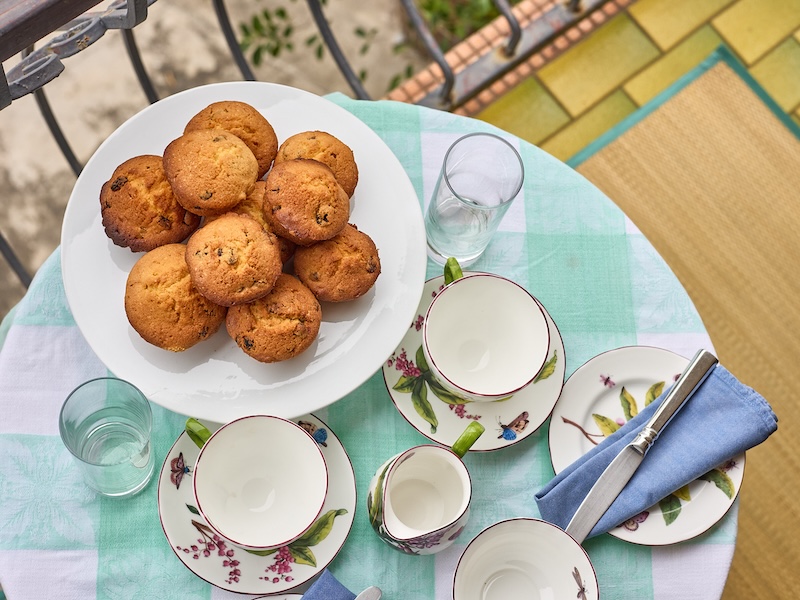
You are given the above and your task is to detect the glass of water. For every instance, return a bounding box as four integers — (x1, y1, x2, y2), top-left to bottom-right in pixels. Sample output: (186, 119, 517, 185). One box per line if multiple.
(424, 133, 524, 267)
(59, 377, 154, 497)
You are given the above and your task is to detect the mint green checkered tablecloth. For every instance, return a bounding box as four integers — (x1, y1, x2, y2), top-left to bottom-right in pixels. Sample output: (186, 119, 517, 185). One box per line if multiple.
(0, 94, 731, 599)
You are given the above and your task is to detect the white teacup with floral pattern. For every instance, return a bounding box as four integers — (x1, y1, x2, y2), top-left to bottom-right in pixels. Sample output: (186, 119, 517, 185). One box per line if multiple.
(422, 272, 550, 403)
(366, 421, 484, 555)
(186, 415, 328, 552)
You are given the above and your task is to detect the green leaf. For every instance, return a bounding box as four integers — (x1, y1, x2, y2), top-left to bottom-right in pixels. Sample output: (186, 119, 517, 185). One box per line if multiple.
(619, 387, 638, 420)
(368, 464, 390, 529)
(288, 545, 316, 567)
(275, 7, 287, 19)
(292, 508, 348, 547)
(411, 377, 438, 433)
(645, 382, 665, 406)
(659, 494, 682, 526)
(253, 45, 264, 66)
(186, 504, 200, 515)
(426, 374, 470, 405)
(392, 374, 418, 393)
(592, 414, 620, 437)
(699, 468, 735, 499)
(672, 484, 692, 502)
(415, 344, 429, 372)
(534, 350, 557, 383)
(444, 257, 463, 284)
(252, 15, 266, 35)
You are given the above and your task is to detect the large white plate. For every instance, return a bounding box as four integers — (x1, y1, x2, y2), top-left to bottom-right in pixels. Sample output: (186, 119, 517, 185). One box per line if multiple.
(61, 82, 427, 423)
(548, 346, 744, 545)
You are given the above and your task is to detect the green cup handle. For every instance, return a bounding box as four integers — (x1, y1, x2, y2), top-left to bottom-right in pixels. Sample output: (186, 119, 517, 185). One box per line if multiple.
(444, 257, 464, 284)
(451, 421, 485, 458)
(186, 418, 212, 449)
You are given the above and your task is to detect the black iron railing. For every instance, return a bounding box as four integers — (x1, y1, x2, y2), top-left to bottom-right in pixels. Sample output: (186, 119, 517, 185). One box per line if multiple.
(0, 0, 610, 289)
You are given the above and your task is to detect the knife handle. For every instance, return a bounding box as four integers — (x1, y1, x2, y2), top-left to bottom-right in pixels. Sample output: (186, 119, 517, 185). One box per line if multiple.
(630, 349, 718, 455)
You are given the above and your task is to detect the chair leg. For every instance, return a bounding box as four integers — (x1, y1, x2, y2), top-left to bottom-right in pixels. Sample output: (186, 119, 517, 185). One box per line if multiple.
(122, 28, 159, 104)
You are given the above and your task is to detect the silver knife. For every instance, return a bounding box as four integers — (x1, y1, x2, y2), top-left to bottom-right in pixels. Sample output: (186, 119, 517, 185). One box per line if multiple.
(564, 349, 719, 544)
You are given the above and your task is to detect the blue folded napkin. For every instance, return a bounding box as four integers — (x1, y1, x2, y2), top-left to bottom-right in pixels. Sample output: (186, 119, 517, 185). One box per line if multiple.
(535, 363, 777, 539)
(302, 569, 356, 600)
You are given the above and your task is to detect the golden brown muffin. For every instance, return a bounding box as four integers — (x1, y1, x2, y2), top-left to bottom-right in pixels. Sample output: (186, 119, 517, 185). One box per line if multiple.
(226, 273, 322, 363)
(184, 100, 278, 179)
(124, 243, 227, 351)
(263, 159, 350, 246)
(294, 224, 381, 302)
(163, 128, 258, 217)
(205, 181, 296, 264)
(275, 130, 359, 197)
(100, 154, 201, 252)
(185, 213, 282, 307)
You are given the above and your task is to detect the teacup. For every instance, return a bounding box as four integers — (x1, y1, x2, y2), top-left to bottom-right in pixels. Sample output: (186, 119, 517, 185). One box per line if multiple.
(366, 421, 484, 555)
(423, 273, 550, 402)
(453, 518, 599, 600)
(186, 415, 328, 551)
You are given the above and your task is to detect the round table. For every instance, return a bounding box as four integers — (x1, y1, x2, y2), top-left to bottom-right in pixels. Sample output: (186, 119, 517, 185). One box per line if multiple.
(0, 92, 731, 599)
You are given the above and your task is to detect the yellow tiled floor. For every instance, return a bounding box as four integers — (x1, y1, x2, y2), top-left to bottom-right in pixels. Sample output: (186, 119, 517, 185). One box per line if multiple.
(477, 0, 800, 162)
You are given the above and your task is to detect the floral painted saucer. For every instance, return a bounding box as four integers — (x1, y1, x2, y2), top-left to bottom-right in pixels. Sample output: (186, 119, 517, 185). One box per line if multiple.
(548, 346, 745, 545)
(383, 274, 565, 451)
(158, 414, 356, 595)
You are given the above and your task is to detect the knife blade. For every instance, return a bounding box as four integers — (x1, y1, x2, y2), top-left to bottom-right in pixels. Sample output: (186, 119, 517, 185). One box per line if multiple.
(564, 349, 718, 544)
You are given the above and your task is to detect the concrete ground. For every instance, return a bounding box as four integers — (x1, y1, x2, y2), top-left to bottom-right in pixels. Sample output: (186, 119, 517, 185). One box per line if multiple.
(0, 0, 428, 319)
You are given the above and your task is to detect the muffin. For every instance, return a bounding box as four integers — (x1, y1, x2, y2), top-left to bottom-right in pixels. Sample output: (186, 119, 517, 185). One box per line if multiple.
(100, 154, 201, 252)
(185, 213, 282, 307)
(226, 273, 322, 363)
(124, 243, 227, 351)
(294, 224, 381, 302)
(205, 181, 296, 264)
(263, 158, 350, 246)
(275, 130, 359, 197)
(184, 100, 278, 179)
(163, 128, 258, 216)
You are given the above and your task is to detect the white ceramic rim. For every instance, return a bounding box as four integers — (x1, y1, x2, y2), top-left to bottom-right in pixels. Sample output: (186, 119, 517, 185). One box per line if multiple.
(452, 517, 599, 600)
(381, 445, 472, 541)
(192, 415, 328, 550)
(60, 81, 427, 423)
(422, 273, 550, 399)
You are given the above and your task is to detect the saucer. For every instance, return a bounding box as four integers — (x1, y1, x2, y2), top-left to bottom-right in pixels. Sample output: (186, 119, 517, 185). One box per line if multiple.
(548, 346, 745, 545)
(158, 414, 356, 594)
(383, 274, 565, 451)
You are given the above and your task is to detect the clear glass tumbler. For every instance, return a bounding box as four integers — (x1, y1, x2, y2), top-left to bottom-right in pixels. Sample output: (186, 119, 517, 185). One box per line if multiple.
(424, 133, 524, 267)
(59, 377, 154, 497)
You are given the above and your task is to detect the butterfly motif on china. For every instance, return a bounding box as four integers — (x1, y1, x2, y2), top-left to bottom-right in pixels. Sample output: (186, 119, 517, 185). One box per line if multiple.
(622, 510, 649, 531)
(298, 420, 328, 447)
(599, 374, 615, 388)
(497, 411, 529, 440)
(573, 566, 588, 600)
(720, 459, 739, 472)
(170, 452, 191, 489)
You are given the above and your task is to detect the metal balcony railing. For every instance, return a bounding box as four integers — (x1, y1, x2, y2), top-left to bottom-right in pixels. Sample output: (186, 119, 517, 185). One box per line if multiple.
(0, 0, 613, 290)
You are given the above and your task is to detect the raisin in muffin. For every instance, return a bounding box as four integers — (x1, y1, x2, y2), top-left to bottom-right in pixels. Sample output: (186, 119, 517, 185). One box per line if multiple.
(125, 243, 227, 351)
(263, 158, 349, 246)
(226, 273, 322, 363)
(185, 213, 283, 307)
(184, 100, 278, 179)
(293, 224, 380, 302)
(275, 130, 358, 197)
(100, 154, 200, 252)
(163, 128, 258, 217)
